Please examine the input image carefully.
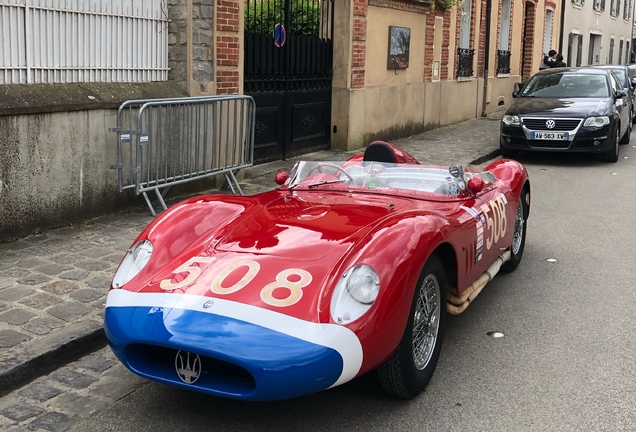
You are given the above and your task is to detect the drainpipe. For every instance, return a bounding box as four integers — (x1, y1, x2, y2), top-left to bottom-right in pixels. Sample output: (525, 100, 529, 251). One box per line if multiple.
(558, 0, 565, 56)
(481, 0, 492, 117)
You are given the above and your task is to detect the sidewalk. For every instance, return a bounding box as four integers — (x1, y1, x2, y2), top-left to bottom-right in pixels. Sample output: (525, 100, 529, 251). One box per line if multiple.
(0, 113, 503, 396)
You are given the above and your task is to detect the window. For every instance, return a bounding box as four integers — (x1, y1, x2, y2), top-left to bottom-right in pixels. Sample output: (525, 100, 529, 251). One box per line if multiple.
(619, 40, 624, 65)
(499, 0, 512, 51)
(611, 0, 620, 16)
(594, 0, 606, 10)
(589, 34, 602, 65)
(609, 38, 615, 64)
(626, 41, 631, 64)
(0, 0, 169, 85)
(543, 10, 554, 56)
(459, 0, 472, 49)
(568, 33, 584, 67)
(624, 0, 633, 19)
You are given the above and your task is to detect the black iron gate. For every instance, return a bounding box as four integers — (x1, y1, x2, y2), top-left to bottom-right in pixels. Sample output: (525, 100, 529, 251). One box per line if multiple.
(244, 0, 334, 163)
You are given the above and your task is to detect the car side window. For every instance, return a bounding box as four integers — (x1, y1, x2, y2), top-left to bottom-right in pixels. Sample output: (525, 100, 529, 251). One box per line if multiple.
(609, 72, 621, 92)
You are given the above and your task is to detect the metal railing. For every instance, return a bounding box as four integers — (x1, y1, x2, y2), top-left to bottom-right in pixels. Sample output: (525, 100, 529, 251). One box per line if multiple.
(456, 48, 474, 78)
(496, 50, 511, 74)
(110, 95, 256, 216)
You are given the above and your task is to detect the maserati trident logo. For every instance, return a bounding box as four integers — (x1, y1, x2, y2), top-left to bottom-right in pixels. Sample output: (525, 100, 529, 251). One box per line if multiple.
(175, 350, 201, 384)
(545, 119, 556, 129)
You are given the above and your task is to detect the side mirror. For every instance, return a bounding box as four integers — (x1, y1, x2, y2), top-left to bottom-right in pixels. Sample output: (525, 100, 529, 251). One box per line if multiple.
(631, 78, 636, 87)
(615, 89, 627, 99)
(512, 90, 519, 98)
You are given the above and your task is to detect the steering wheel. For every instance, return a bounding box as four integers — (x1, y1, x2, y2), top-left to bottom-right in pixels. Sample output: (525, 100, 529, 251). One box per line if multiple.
(306, 163, 354, 182)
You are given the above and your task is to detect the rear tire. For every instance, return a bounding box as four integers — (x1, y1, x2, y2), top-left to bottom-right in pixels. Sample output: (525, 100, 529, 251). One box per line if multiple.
(501, 194, 528, 273)
(378, 255, 447, 398)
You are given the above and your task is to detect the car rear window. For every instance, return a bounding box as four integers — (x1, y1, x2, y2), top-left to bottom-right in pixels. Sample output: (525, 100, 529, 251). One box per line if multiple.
(522, 73, 610, 98)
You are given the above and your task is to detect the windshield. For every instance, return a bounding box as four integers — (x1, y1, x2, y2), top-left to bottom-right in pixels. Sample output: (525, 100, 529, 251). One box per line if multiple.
(286, 161, 495, 197)
(522, 73, 610, 98)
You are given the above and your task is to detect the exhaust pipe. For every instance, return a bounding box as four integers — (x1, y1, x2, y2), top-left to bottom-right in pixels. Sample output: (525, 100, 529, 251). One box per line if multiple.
(447, 251, 511, 315)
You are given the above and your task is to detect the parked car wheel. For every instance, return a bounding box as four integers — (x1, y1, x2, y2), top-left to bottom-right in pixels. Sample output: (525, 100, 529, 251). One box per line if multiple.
(500, 145, 518, 159)
(602, 126, 620, 162)
(378, 255, 447, 399)
(620, 118, 632, 144)
(501, 196, 528, 273)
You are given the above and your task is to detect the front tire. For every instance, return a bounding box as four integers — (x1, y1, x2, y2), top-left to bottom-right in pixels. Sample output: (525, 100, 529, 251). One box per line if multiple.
(378, 255, 447, 398)
(620, 118, 631, 144)
(601, 126, 620, 162)
(501, 194, 528, 273)
(500, 144, 518, 159)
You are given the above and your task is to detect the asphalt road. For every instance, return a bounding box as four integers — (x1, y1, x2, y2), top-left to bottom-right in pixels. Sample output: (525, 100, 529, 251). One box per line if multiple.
(69, 145, 636, 432)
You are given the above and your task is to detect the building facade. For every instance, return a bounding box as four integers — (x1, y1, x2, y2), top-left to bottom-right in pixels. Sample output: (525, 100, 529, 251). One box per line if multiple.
(0, 0, 561, 239)
(562, 0, 634, 67)
(329, 0, 562, 151)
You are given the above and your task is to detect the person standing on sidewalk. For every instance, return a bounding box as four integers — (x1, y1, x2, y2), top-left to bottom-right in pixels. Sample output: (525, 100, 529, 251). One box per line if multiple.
(539, 50, 558, 70)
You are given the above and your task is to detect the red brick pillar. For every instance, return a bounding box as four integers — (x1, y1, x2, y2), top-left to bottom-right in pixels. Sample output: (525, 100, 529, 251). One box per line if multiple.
(216, 0, 240, 94)
(441, 9, 451, 80)
(424, 13, 435, 82)
(352, 0, 367, 88)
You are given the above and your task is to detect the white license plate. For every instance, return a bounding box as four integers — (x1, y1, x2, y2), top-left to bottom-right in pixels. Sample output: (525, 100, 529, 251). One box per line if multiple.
(531, 132, 568, 140)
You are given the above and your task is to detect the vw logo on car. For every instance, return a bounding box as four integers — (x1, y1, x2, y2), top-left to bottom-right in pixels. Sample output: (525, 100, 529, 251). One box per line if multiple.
(175, 350, 202, 384)
(545, 119, 556, 129)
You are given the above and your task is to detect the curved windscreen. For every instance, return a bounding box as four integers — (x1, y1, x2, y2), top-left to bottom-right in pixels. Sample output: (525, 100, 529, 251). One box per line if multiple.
(286, 161, 495, 196)
(521, 73, 610, 98)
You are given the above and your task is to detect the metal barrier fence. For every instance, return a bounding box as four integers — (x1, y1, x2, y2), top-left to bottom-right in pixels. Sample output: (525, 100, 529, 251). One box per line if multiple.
(110, 95, 256, 215)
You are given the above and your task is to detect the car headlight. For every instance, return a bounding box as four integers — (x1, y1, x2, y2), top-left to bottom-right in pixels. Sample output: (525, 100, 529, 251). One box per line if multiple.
(583, 116, 610, 127)
(330, 265, 380, 325)
(111, 240, 153, 288)
(502, 115, 520, 126)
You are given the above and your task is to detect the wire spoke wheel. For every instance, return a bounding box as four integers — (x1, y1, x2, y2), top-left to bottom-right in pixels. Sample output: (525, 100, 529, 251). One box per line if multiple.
(378, 255, 447, 399)
(412, 274, 440, 370)
(511, 199, 524, 255)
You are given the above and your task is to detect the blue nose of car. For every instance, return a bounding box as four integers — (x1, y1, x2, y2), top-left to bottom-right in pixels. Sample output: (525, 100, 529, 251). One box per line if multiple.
(105, 303, 347, 401)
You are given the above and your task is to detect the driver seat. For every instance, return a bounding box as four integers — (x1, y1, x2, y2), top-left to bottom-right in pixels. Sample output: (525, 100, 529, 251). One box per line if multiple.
(363, 141, 397, 164)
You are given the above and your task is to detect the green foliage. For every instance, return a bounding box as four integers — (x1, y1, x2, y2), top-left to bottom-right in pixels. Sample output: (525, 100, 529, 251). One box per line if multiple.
(245, 0, 321, 37)
(434, 0, 464, 10)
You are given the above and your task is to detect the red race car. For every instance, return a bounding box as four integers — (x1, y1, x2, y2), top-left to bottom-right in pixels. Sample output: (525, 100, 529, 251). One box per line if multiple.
(104, 141, 530, 401)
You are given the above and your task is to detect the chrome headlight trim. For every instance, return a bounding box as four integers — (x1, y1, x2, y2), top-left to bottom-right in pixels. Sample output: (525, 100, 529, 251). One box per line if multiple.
(583, 116, 610, 128)
(330, 264, 380, 325)
(502, 115, 520, 126)
(111, 240, 153, 288)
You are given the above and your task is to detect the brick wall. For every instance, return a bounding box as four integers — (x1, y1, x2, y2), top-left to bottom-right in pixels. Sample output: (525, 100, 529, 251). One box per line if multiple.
(424, 13, 435, 82)
(477, 0, 487, 77)
(216, 0, 240, 94)
(521, 2, 536, 79)
(352, 0, 368, 88)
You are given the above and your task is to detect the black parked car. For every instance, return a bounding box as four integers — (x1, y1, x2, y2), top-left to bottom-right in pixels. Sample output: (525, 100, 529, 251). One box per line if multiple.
(500, 68, 631, 162)
(592, 65, 635, 121)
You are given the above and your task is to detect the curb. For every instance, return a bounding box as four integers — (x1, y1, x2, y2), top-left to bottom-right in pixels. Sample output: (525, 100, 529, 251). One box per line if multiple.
(469, 149, 501, 165)
(0, 322, 107, 398)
